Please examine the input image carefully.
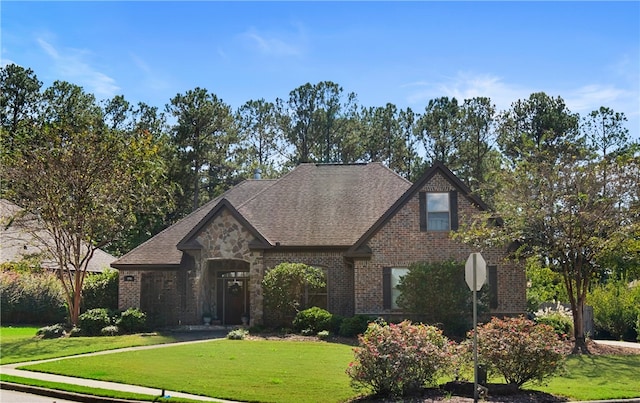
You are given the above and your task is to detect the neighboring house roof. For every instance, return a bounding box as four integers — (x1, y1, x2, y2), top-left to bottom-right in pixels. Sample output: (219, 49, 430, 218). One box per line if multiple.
(113, 163, 411, 268)
(0, 199, 116, 272)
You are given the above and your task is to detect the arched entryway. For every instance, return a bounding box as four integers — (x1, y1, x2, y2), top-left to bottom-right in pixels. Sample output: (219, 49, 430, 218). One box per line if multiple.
(206, 259, 250, 325)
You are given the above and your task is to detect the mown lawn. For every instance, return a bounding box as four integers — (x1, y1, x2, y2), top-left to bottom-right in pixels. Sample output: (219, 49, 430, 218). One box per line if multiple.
(0, 326, 177, 365)
(17, 338, 357, 403)
(3, 327, 640, 402)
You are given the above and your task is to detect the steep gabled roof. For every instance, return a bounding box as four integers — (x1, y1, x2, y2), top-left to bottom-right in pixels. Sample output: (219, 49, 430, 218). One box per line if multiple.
(112, 163, 411, 268)
(346, 162, 488, 256)
(111, 179, 276, 268)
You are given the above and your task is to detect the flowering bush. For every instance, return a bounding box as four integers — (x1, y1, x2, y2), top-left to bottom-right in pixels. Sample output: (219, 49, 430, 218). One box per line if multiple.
(346, 320, 454, 398)
(534, 303, 573, 337)
(472, 316, 569, 387)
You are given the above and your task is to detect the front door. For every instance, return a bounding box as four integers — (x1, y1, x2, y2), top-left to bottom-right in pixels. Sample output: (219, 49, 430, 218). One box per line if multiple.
(216, 272, 249, 325)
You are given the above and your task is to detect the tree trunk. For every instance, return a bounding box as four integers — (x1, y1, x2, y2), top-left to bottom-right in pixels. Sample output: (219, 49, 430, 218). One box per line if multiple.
(572, 299, 590, 354)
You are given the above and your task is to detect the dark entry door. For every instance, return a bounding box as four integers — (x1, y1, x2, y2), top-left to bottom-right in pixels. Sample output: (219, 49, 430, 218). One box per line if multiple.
(217, 274, 249, 325)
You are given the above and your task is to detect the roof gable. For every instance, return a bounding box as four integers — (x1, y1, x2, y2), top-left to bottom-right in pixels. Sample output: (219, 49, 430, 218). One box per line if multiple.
(177, 198, 270, 251)
(346, 162, 489, 256)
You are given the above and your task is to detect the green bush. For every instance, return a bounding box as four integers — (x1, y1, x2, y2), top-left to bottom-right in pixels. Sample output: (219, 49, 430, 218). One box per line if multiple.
(396, 260, 489, 338)
(36, 324, 66, 339)
(589, 281, 640, 341)
(293, 307, 333, 333)
(317, 330, 330, 340)
(82, 269, 119, 311)
(116, 308, 147, 334)
(346, 320, 453, 398)
(339, 315, 372, 337)
(534, 304, 574, 337)
(473, 316, 569, 387)
(0, 269, 66, 324)
(262, 263, 326, 325)
(79, 308, 112, 336)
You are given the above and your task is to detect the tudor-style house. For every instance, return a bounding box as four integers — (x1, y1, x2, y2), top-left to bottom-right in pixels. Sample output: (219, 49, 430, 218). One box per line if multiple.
(112, 162, 526, 326)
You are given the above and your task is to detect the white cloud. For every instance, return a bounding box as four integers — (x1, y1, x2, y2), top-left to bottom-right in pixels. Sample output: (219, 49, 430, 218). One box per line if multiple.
(239, 24, 306, 57)
(403, 72, 529, 113)
(36, 37, 120, 100)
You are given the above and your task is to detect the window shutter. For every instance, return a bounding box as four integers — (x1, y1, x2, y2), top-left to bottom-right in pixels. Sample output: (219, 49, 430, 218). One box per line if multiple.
(488, 265, 498, 309)
(382, 267, 391, 309)
(419, 192, 427, 231)
(449, 190, 458, 231)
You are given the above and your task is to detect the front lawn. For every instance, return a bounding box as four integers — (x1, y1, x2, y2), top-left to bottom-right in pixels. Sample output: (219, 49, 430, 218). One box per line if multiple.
(0, 326, 177, 365)
(17, 338, 357, 403)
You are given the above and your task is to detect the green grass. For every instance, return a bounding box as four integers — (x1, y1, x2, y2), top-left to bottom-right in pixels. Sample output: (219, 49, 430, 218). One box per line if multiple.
(0, 374, 204, 403)
(0, 325, 177, 365)
(18, 339, 358, 403)
(3, 326, 639, 402)
(531, 354, 640, 400)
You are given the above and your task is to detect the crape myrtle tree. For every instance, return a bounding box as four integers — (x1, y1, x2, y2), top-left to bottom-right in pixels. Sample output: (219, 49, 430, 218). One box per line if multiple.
(1, 75, 172, 326)
(462, 94, 637, 353)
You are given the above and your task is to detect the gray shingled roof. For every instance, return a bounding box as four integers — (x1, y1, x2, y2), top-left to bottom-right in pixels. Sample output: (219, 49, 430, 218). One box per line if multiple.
(113, 163, 411, 267)
(1, 199, 116, 272)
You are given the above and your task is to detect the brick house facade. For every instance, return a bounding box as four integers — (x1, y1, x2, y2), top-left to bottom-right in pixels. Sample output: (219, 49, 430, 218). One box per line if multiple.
(112, 163, 526, 327)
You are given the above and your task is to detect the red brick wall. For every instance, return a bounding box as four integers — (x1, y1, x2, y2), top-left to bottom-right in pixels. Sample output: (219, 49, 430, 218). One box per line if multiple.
(354, 172, 526, 317)
(263, 249, 354, 317)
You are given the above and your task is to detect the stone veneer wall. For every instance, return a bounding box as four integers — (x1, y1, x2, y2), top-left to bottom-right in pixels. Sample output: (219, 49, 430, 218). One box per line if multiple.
(191, 208, 264, 325)
(354, 172, 526, 317)
(263, 249, 354, 318)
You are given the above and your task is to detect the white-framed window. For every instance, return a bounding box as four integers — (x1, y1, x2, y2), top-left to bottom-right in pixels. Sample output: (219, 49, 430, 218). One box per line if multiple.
(383, 267, 408, 310)
(427, 192, 450, 230)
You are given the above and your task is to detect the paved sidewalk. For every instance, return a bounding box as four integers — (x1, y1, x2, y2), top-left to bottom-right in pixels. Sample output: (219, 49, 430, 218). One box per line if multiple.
(593, 339, 640, 350)
(1, 337, 237, 402)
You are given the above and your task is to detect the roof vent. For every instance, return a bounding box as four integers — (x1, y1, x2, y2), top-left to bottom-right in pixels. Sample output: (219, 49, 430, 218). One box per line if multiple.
(253, 168, 262, 180)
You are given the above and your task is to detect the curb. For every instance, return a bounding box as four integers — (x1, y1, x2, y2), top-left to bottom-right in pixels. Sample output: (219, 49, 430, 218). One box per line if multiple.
(0, 381, 153, 403)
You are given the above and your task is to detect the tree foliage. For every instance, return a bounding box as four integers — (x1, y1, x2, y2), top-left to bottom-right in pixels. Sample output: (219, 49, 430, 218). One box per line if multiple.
(396, 260, 489, 337)
(1, 66, 172, 326)
(262, 262, 326, 325)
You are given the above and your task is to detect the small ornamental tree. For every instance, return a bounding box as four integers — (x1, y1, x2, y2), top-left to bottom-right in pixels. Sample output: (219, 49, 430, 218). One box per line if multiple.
(472, 316, 569, 387)
(346, 320, 454, 398)
(396, 260, 489, 337)
(262, 263, 326, 325)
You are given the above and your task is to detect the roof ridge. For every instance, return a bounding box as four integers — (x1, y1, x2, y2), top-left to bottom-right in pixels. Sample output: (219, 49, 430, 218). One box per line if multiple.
(235, 165, 311, 209)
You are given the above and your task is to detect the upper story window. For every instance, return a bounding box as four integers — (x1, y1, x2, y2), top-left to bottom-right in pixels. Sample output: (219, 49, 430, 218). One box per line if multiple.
(419, 191, 458, 231)
(427, 193, 450, 230)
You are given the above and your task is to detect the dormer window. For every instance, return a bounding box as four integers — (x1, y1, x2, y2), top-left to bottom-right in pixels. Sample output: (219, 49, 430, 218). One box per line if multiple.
(419, 191, 458, 231)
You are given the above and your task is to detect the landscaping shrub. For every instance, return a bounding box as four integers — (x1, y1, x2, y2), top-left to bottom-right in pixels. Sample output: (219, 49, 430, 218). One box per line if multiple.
(534, 303, 574, 337)
(36, 324, 66, 339)
(79, 308, 112, 336)
(317, 330, 330, 340)
(589, 281, 640, 341)
(293, 307, 333, 333)
(116, 308, 147, 334)
(100, 325, 120, 336)
(396, 260, 489, 338)
(346, 320, 453, 398)
(472, 316, 569, 387)
(227, 328, 249, 340)
(339, 315, 372, 337)
(82, 269, 118, 311)
(262, 263, 326, 325)
(0, 269, 66, 324)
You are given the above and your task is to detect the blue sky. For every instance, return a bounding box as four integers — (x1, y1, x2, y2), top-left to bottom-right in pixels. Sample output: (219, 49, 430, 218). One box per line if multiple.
(2, 1, 639, 141)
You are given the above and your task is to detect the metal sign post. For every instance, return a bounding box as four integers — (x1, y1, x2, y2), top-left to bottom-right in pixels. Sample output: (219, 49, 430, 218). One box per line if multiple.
(465, 252, 486, 403)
